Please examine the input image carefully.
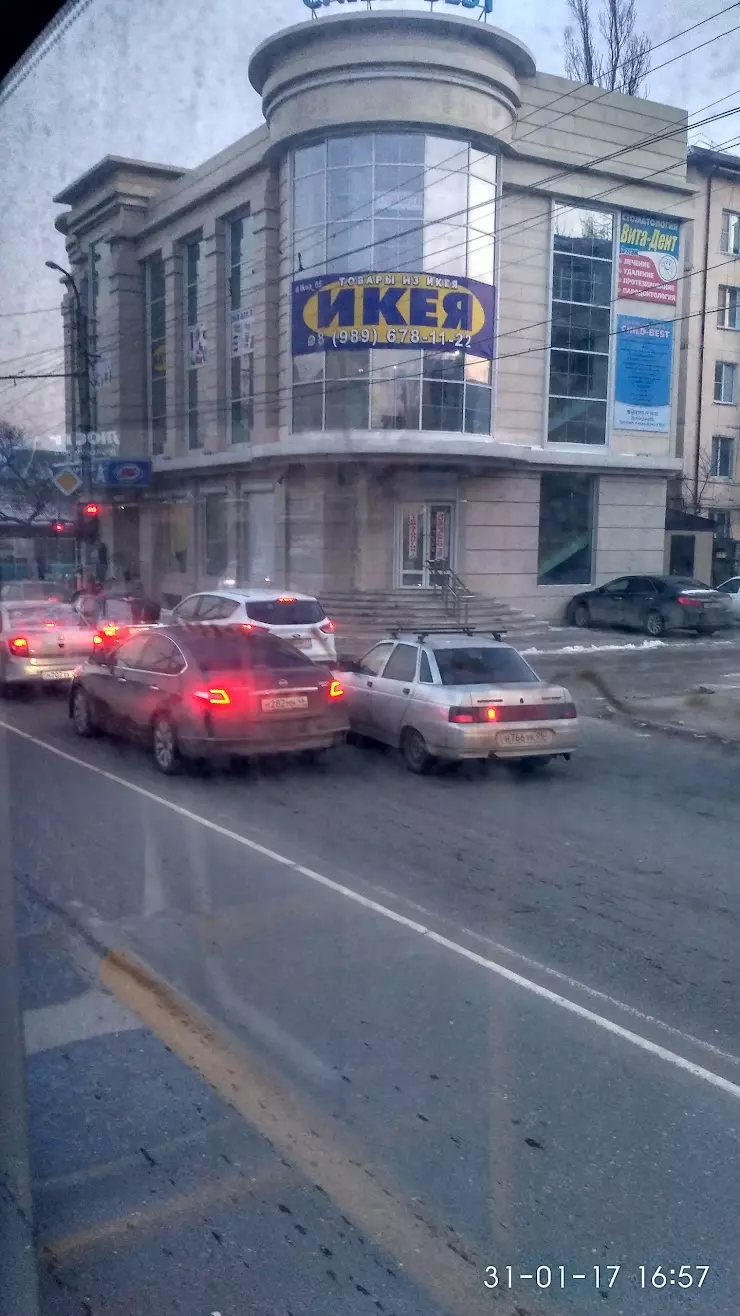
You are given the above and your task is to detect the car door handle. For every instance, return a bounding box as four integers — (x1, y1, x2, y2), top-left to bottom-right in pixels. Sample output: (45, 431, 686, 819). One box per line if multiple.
(366, 679, 373, 688)
(402, 687, 410, 694)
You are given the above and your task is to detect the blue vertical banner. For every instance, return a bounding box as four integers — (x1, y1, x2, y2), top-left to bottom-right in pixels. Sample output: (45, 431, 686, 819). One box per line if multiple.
(613, 315, 674, 434)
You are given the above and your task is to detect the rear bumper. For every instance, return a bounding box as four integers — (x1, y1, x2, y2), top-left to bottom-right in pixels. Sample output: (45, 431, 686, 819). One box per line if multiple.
(179, 727, 347, 758)
(1, 658, 84, 685)
(438, 719, 580, 761)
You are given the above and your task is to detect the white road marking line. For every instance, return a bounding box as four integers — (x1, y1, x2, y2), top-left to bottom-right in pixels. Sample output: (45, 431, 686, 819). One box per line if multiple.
(24, 988, 141, 1056)
(5, 718, 740, 1102)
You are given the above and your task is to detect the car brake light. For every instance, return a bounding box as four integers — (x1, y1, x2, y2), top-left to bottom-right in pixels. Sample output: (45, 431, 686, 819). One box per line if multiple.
(448, 707, 477, 724)
(9, 636, 29, 655)
(241, 622, 269, 634)
(278, 596, 296, 603)
(193, 687, 231, 706)
(561, 702, 578, 719)
(92, 634, 104, 646)
(320, 619, 336, 634)
(677, 594, 702, 607)
(328, 679, 344, 699)
(102, 624, 119, 637)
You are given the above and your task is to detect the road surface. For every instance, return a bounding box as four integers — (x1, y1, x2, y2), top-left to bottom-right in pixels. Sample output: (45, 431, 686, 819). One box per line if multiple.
(2, 677, 738, 1316)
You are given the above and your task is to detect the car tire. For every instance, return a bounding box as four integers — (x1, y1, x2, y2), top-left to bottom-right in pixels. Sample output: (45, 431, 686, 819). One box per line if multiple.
(152, 714, 181, 775)
(572, 602, 591, 629)
(698, 627, 716, 637)
(71, 686, 100, 737)
(400, 727, 434, 774)
(645, 611, 665, 638)
(299, 747, 328, 765)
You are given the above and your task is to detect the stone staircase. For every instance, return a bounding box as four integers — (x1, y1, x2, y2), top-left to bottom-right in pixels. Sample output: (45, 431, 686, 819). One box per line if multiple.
(319, 589, 555, 659)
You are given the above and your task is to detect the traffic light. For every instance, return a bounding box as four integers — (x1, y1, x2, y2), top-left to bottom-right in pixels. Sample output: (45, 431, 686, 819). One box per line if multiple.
(76, 502, 101, 543)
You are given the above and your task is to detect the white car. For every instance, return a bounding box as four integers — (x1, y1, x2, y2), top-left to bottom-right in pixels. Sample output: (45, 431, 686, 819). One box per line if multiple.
(716, 577, 740, 620)
(167, 589, 337, 663)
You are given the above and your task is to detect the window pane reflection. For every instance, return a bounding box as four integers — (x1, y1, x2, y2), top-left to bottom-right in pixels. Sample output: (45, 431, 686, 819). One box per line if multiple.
(291, 133, 496, 435)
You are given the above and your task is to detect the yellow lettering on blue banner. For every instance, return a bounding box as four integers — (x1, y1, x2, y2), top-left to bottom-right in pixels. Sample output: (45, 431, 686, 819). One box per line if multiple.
(300, 273, 487, 345)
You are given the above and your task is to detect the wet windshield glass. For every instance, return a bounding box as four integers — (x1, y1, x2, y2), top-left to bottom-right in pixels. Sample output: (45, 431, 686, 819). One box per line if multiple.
(246, 599, 324, 624)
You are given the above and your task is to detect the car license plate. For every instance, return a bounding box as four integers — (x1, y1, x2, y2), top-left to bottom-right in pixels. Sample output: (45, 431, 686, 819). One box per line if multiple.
(705, 601, 721, 609)
(497, 729, 554, 748)
(261, 695, 309, 712)
(41, 669, 76, 681)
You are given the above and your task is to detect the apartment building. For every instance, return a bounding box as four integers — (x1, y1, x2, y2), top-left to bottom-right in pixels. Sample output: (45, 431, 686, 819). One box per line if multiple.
(52, 8, 692, 614)
(677, 146, 740, 584)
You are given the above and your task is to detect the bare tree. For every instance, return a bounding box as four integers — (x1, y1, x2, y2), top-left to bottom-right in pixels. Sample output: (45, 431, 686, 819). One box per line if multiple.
(565, 0, 651, 96)
(0, 421, 58, 525)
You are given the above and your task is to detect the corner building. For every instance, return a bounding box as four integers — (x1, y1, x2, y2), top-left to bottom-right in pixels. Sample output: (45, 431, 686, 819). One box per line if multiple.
(54, 9, 691, 616)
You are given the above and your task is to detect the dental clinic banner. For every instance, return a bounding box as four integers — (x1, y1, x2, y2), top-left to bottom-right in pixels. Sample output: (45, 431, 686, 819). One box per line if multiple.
(613, 315, 674, 434)
(618, 212, 680, 306)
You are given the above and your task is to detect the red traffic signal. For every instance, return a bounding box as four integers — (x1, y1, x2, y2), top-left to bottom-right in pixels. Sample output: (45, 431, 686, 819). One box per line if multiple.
(83, 502, 100, 517)
(53, 521, 65, 533)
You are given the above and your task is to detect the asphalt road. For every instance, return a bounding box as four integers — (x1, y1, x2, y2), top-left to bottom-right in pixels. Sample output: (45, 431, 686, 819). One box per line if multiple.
(3, 678, 740, 1316)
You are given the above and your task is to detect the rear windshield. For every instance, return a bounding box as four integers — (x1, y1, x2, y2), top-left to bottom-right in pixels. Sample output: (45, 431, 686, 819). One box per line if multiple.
(668, 578, 712, 591)
(246, 599, 325, 625)
(433, 646, 539, 686)
(180, 626, 314, 673)
(4, 604, 80, 627)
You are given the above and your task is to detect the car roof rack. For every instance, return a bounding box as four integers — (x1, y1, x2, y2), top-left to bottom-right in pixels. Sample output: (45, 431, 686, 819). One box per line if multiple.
(390, 626, 507, 642)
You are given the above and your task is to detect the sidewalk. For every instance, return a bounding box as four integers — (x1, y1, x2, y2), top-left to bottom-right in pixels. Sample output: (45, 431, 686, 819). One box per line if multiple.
(577, 670, 740, 746)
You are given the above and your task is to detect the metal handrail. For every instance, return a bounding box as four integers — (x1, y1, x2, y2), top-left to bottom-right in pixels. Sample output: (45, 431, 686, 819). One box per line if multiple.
(425, 560, 473, 626)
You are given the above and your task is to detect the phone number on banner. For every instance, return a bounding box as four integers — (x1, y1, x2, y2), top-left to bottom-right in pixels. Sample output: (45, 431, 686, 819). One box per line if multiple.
(308, 328, 474, 350)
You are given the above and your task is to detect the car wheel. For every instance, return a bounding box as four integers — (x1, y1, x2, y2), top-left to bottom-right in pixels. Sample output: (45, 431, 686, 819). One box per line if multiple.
(400, 727, 433, 774)
(71, 686, 100, 737)
(152, 714, 181, 774)
(698, 627, 716, 637)
(572, 602, 591, 629)
(645, 610, 665, 637)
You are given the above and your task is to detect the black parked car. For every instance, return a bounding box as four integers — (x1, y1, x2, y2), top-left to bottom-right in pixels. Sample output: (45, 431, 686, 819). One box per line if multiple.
(565, 575, 732, 637)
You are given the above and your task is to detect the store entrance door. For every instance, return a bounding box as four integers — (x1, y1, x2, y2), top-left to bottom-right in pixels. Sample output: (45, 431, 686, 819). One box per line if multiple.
(397, 502, 454, 588)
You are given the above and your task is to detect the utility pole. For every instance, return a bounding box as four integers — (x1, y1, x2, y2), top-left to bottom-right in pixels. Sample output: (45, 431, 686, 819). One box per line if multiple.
(46, 261, 94, 586)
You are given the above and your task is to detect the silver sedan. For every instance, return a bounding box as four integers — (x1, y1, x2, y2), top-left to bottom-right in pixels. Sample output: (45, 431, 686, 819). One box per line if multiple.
(339, 631, 579, 773)
(0, 602, 96, 690)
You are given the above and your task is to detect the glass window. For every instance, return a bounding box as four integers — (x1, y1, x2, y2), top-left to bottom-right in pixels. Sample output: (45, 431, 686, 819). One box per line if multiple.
(172, 595, 200, 621)
(293, 355, 324, 431)
(115, 634, 152, 670)
(246, 599, 325, 625)
(549, 207, 612, 446)
(184, 239, 204, 450)
(359, 642, 394, 676)
(371, 351, 421, 430)
(382, 643, 418, 682)
(228, 216, 255, 445)
(433, 646, 539, 686)
(140, 635, 186, 675)
(291, 133, 495, 436)
(537, 473, 595, 585)
(717, 286, 740, 330)
(721, 211, 740, 256)
(714, 361, 737, 404)
(325, 350, 370, 429)
(202, 494, 227, 577)
(145, 254, 167, 456)
(196, 595, 238, 620)
(711, 435, 735, 478)
(419, 650, 434, 683)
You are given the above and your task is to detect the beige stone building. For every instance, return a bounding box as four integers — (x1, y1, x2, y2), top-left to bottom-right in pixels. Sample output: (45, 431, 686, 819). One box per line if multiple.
(675, 146, 740, 584)
(54, 8, 693, 617)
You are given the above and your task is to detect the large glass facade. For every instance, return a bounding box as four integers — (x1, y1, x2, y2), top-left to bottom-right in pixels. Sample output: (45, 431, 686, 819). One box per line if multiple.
(291, 133, 496, 435)
(548, 206, 613, 446)
(228, 216, 255, 445)
(145, 254, 167, 457)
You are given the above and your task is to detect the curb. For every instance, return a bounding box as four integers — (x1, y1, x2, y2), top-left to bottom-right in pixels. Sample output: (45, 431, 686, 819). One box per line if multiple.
(576, 668, 740, 751)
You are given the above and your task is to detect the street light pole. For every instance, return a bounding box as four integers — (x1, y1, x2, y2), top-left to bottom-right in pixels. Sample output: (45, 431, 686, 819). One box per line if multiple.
(46, 260, 93, 584)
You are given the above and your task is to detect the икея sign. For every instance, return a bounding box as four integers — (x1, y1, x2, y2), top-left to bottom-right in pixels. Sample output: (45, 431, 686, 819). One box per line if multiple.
(618, 212, 680, 306)
(291, 271, 495, 357)
(303, 0, 493, 11)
